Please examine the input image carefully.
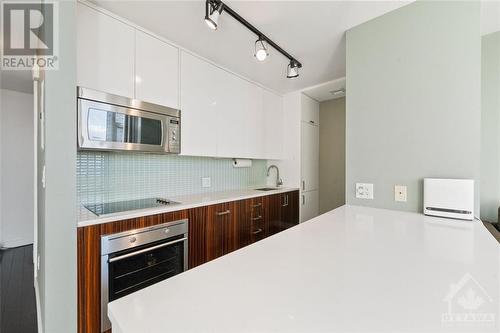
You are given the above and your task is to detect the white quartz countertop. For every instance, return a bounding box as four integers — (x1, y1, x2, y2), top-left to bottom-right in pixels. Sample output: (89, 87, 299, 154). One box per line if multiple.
(108, 205, 500, 333)
(77, 187, 298, 227)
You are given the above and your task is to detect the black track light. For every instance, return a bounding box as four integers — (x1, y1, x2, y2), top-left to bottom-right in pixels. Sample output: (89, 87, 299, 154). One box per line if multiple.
(205, 0, 224, 30)
(286, 60, 300, 78)
(204, 0, 302, 79)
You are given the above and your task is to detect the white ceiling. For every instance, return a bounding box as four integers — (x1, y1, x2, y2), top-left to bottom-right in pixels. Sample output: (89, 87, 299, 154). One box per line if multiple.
(3, 1, 497, 95)
(303, 77, 346, 102)
(92, 0, 412, 94)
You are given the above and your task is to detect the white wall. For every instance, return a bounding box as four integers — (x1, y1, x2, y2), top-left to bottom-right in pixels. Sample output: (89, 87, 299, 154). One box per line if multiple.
(346, 1, 481, 213)
(0, 89, 34, 248)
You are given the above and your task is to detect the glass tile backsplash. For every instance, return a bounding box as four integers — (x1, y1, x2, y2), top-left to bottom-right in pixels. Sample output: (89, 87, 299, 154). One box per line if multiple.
(77, 151, 268, 205)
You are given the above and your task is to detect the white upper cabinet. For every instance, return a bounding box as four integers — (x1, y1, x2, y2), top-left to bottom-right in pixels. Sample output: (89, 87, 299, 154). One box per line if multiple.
(135, 31, 179, 108)
(216, 71, 264, 159)
(77, 3, 135, 98)
(77, 3, 285, 160)
(263, 90, 283, 160)
(180, 51, 283, 160)
(180, 52, 218, 157)
(301, 94, 320, 126)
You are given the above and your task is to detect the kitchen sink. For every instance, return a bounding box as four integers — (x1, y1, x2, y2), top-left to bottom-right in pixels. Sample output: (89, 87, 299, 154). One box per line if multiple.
(255, 187, 279, 191)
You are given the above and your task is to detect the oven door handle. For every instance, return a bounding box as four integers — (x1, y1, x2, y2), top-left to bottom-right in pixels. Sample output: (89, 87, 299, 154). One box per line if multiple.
(108, 237, 187, 263)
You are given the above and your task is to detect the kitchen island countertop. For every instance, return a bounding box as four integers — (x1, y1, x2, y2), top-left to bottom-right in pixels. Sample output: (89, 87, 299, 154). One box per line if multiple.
(108, 205, 500, 333)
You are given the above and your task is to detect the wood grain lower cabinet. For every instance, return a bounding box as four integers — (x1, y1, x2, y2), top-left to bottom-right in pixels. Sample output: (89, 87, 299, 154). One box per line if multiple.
(188, 206, 207, 269)
(77, 191, 298, 333)
(237, 196, 267, 249)
(268, 191, 300, 236)
(206, 202, 237, 261)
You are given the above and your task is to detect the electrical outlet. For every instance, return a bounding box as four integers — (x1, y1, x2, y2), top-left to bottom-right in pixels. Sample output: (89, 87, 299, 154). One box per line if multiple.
(202, 177, 211, 188)
(356, 183, 374, 199)
(395, 185, 407, 202)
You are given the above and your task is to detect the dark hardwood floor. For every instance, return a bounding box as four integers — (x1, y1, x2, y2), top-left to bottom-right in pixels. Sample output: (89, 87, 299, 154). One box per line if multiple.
(0, 245, 38, 333)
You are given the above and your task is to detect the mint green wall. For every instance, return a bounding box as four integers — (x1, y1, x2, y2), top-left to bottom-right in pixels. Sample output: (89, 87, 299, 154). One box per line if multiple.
(480, 31, 500, 222)
(77, 152, 267, 205)
(346, 1, 481, 213)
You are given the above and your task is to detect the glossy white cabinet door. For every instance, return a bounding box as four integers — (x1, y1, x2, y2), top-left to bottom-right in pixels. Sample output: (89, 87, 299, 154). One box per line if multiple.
(216, 71, 263, 159)
(135, 30, 179, 108)
(301, 93, 320, 126)
(301, 121, 319, 192)
(263, 90, 283, 160)
(180, 52, 218, 157)
(300, 190, 319, 222)
(77, 3, 135, 98)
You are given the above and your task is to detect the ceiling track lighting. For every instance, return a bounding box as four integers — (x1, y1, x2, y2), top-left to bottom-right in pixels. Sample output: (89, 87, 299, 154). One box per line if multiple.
(254, 37, 269, 62)
(205, 0, 224, 30)
(204, 0, 302, 78)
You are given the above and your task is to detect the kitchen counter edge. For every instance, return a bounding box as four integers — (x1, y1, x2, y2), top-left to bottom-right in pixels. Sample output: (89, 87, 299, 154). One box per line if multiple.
(77, 187, 299, 227)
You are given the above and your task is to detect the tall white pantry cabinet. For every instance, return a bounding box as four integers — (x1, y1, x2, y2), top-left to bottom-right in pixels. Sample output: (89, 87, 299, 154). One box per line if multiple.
(300, 94, 320, 222)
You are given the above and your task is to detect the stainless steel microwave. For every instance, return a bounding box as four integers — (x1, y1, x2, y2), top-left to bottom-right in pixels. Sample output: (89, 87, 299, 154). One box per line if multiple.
(77, 87, 180, 154)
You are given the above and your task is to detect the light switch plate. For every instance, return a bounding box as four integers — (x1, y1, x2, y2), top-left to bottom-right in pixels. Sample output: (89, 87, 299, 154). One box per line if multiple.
(395, 185, 407, 202)
(356, 183, 374, 199)
(202, 177, 211, 188)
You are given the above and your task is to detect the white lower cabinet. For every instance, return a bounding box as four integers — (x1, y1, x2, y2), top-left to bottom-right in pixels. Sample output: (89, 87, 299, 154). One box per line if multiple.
(301, 190, 319, 222)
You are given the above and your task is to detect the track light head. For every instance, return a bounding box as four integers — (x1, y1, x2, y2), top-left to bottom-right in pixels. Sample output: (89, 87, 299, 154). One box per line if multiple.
(254, 38, 269, 62)
(205, 0, 224, 30)
(286, 60, 299, 78)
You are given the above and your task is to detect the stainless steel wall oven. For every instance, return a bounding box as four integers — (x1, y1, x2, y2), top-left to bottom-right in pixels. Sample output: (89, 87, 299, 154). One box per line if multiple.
(100, 220, 188, 331)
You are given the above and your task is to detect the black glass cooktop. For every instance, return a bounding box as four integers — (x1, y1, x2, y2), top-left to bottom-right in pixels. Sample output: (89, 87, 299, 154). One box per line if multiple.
(85, 198, 178, 216)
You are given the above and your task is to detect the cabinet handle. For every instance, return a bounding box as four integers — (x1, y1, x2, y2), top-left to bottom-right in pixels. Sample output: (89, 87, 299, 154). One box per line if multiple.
(251, 216, 262, 221)
(309, 120, 315, 125)
(251, 203, 262, 208)
(302, 195, 305, 205)
(302, 180, 305, 190)
(282, 195, 289, 207)
(216, 210, 231, 216)
(252, 228, 263, 235)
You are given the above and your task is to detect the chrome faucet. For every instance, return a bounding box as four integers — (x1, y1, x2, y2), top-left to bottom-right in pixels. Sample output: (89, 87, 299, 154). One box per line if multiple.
(267, 165, 283, 187)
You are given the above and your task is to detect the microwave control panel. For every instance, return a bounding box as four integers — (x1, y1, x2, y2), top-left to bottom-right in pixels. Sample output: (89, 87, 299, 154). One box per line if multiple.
(168, 118, 180, 153)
